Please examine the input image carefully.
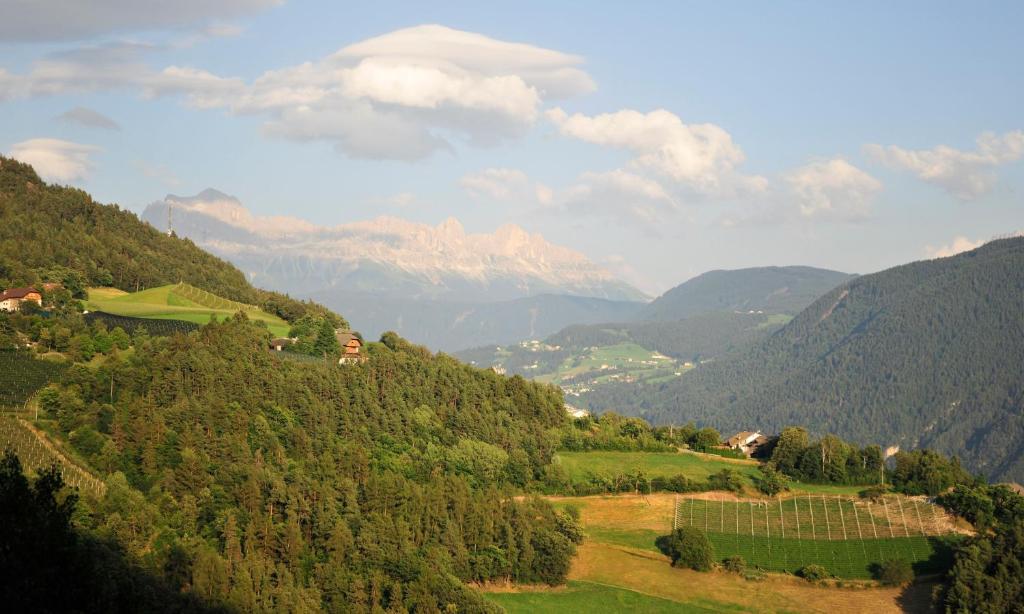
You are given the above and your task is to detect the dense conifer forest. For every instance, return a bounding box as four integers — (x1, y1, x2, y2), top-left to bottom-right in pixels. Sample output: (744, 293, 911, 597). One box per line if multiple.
(589, 238, 1024, 482)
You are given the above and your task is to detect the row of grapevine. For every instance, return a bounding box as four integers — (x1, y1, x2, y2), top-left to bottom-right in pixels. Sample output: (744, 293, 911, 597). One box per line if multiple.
(674, 495, 957, 578)
(174, 282, 257, 312)
(84, 311, 199, 336)
(0, 415, 106, 499)
(0, 351, 68, 408)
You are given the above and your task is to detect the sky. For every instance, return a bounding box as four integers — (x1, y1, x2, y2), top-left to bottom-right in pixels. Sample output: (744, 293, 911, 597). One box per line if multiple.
(1, 0, 1021, 294)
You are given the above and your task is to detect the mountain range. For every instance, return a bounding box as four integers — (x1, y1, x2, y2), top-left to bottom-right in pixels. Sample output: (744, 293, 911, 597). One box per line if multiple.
(142, 189, 647, 350)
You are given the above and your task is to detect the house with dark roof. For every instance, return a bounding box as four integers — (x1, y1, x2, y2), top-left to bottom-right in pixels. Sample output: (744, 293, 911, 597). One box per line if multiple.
(336, 330, 366, 364)
(0, 287, 42, 312)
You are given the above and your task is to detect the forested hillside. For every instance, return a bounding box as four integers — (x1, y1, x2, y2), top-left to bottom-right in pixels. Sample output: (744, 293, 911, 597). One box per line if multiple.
(26, 318, 579, 611)
(0, 156, 327, 323)
(639, 266, 854, 321)
(632, 238, 1024, 482)
(0, 160, 583, 611)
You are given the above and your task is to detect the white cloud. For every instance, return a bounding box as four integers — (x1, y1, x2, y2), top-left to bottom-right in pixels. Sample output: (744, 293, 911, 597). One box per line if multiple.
(534, 183, 554, 205)
(546, 107, 766, 197)
(0, 25, 595, 161)
(461, 168, 530, 200)
(865, 130, 1024, 200)
(56, 106, 120, 130)
(0, 0, 280, 42)
(785, 159, 882, 220)
(924, 236, 984, 259)
(924, 230, 1023, 259)
(8, 138, 99, 183)
(562, 169, 677, 224)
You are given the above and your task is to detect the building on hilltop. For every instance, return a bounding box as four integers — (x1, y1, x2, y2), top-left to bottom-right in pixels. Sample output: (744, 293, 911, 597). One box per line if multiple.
(336, 330, 366, 364)
(725, 430, 769, 457)
(0, 287, 42, 312)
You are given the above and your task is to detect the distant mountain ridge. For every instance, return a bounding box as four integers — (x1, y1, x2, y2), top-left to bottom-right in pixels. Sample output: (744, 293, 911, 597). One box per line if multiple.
(626, 237, 1024, 482)
(640, 265, 856, 321)
(455, 265, 853, 390)
(143, 190, 646, 302)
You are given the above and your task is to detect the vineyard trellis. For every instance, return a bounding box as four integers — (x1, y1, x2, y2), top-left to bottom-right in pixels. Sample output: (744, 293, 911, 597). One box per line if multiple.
(174, 282, 258, 313)
(673, 495, 956, 579)
(84, 312, 199, 337)
(0, 415, 106, 499)
(0, 351, 68, 408)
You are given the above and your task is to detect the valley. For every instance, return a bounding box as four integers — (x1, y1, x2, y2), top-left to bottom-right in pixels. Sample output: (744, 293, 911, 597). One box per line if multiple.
(2, 4, 1022, 612)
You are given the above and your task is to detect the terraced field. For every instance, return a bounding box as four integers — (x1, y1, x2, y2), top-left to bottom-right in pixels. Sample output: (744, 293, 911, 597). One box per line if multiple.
(86, 283, 289, 336)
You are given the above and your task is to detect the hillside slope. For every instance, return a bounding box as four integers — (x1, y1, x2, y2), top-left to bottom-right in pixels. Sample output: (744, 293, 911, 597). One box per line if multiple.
(0, 160, 583, 610)
(640, 266, 854, 321)
(0, 157, 329, 324)
(640, 238, 1024, 482)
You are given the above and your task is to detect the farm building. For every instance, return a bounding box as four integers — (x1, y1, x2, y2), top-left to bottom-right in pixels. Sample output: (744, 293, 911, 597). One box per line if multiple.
(336, 330, 366, 364)
(0, 287, 42, 312)
(270, 338, 294, 351)
(725, 430, 769, 457)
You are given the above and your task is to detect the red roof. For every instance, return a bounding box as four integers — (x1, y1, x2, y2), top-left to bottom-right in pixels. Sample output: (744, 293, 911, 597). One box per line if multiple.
(1, 287, 40, 300)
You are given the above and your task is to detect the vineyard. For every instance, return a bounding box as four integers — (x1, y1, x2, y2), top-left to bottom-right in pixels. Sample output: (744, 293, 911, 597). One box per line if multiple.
(0, 351, 67, 408)
(86, 283, 291, 336)
(0, 416, 106, 498)
(674, 495, 960, 578)
(172, 282, 258, 312)
(84, 311, 199, 336)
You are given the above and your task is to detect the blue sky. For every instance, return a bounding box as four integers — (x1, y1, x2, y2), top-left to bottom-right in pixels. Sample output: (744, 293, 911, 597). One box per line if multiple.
(1, 0, 1021, 293)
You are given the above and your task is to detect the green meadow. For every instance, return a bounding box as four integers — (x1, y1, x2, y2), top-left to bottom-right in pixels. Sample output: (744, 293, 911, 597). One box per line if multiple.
(553, 450, 761, 484)
(86, 283, 290, 337)
(486, 580, 725, 614)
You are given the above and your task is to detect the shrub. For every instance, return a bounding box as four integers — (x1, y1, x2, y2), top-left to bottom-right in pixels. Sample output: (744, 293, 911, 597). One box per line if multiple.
(708, 468, 745, 493)
(722, 555, 746, 573)
(859, 485, 889, 502)
(797, 564, 831, 582)
(875, 558, 913, 586)
(656, 527, 713, 571)
(755, 465, 789, 496)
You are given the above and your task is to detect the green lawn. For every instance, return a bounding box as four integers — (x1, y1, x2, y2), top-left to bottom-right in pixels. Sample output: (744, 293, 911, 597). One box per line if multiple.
(485, 580, 727, 613)
(578, 525, 951, 578)
(702, 532, 954, 579)
(585, 527, 662, 552)
(87, 283, 290, 337)
(553, 450, 760, 484)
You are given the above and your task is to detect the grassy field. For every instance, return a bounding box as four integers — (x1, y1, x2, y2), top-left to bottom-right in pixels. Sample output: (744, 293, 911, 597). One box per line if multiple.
(486, 580, 717, 613)
(553, 450, 760, 484)
(86, 283, 290, 337)
(485, 493, 939, 612)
